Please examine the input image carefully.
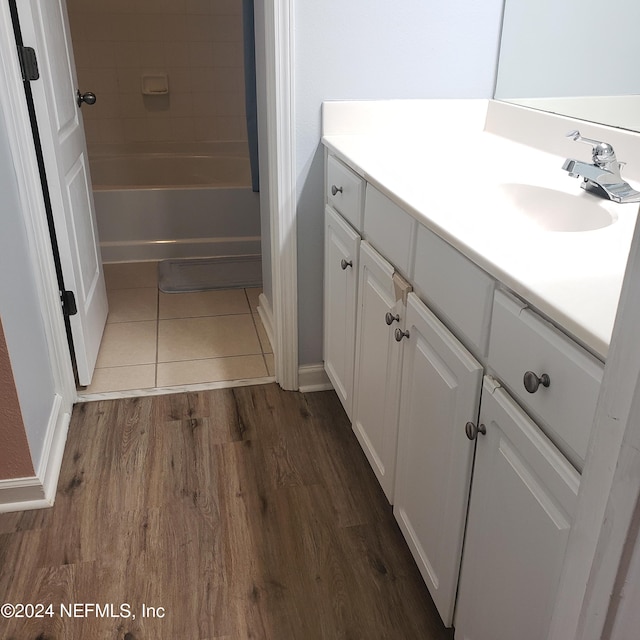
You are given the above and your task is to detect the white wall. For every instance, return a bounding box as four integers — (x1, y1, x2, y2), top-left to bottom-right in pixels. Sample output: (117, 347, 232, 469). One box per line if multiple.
(294, 0, 504, 364)
(0, 104, 58, 472)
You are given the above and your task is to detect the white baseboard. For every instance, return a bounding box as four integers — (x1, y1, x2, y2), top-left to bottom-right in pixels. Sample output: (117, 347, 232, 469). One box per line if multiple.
(298, 364, 333, 393)
(38, 394, 71, 506)
(0, 393, 71, 513)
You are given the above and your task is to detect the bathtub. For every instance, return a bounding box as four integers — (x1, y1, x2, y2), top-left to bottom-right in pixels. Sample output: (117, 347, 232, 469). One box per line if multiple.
(90, 142, 261, 263)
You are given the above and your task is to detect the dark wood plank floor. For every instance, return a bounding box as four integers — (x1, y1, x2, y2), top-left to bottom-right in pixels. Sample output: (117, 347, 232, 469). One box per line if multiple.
(0, 384, 451, 639)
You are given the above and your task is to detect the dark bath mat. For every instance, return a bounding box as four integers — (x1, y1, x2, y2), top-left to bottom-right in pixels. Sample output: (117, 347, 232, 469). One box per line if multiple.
(158, 255, 262, 293)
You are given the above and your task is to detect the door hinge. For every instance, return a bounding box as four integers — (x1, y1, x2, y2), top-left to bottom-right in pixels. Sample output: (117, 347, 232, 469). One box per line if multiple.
(61, 290, 77, 317)
(17, 45, 39, 81)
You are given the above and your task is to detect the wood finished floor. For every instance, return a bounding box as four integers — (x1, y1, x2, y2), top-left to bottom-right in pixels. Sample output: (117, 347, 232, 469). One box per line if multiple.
(0, 384, 451, 639)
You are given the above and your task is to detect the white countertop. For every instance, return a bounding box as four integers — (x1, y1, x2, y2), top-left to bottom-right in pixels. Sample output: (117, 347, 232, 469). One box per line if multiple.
(322, 100, 640, 360)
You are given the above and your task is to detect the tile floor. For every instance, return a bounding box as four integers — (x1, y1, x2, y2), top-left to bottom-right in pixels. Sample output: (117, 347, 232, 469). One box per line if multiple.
(79, 262, 274, 395)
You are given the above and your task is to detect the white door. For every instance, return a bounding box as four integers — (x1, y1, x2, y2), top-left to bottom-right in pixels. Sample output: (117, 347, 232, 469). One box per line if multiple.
(352, 241, 404, 501)
(16, 0, 107, 385)
(455, 377, 579, 640)
(393, 293, 482, 627)
(323, 205, 360, 418)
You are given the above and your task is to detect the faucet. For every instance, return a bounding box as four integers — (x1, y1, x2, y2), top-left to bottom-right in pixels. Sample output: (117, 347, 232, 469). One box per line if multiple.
(562, 130, 640, 203)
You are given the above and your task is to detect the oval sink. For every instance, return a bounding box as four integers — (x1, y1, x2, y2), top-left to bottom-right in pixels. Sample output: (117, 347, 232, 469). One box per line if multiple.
(495, 183, 617, 232)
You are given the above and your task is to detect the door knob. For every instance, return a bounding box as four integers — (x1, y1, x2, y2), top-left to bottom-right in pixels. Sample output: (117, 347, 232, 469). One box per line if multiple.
(77, 90, 97, 107)
(340, 259, 352, 270)
(331, 185, 343, 196)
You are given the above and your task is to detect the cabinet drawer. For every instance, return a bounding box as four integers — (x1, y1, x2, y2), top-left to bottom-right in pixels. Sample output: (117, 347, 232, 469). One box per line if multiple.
(327, 154, 365, 232)
(363, 185, 416, 277)
(488, 290, 603, 469)
(413, 224, 494, 358)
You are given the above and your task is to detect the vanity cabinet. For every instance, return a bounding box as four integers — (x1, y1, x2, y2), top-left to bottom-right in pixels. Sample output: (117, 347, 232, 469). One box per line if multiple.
(394, 292, 483, 626)
(323, 205, 360, 418)
(322, 149, 598, 638)
(455, 376, 579, 640)
(351, 241, 408, 501)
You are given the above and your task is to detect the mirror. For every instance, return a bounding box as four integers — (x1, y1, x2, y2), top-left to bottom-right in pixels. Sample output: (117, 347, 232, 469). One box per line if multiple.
(495, 0, 640, 132)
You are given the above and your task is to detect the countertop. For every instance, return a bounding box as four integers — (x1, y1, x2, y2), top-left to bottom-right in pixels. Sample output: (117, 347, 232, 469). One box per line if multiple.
(322, 99, 640, 360)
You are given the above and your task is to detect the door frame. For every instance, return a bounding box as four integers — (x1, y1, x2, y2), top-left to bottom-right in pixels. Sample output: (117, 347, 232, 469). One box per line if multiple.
(263, 0, 298, 390)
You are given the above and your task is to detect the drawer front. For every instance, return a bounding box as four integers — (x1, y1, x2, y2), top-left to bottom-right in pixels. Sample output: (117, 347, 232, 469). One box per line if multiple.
(327, 154, 365, 232)
(488, 290, 603, 469)
(413, 224, 494, 358)
(363, 185, 416, 277)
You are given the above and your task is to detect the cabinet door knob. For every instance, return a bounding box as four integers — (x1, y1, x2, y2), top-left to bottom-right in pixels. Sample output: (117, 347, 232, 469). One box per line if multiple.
(395, 328, 410, 342)
(465, 421, 486, 440)
(523, 371, 551, 394)
(340, 259, 353, 270)
(331, 185, 343, 196)
(385, 312, 400, 325)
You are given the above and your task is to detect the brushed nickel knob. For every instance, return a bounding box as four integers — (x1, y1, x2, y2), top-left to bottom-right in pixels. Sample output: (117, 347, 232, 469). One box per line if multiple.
(395, 328, 410, 342)
(331, 185, 343, 196)
(465, 421, 486, 440)
(385, 312, 400, 326)
(523, 371, 550, 394)
(340, 259, 352, 270)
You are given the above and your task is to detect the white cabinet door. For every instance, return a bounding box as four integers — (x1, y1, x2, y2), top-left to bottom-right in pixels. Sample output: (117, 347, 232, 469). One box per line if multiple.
(394, 293, 482, 626)
(352, 242, 404, 501)
(455, 377, 579, 640)
(324, 205, 360, 418)
(17, 0, 108, 385)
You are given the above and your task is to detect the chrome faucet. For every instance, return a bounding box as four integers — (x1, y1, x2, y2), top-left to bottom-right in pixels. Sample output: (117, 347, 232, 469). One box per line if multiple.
(562, 130, 640, 203)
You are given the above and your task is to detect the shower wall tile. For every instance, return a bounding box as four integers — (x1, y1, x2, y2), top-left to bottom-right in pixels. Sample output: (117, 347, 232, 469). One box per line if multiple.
(69, 0, 247, 146)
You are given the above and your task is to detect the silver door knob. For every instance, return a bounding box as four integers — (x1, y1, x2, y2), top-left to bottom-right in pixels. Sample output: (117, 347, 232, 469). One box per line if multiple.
(465, 421, 486, 440)
(340, 259, 352, 270)
(523, 371, 550, 394)
(77, 90, 97, 107)
(385, 312, 400, 325)
(331, 185, 343, 196)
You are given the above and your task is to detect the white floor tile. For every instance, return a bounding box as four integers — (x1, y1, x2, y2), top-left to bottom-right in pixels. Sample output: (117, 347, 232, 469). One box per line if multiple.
(157, 355, 268, 387)
(158, 314, 260, 362)
(158, 289, 250, 319)
(107, 288, 158, 323)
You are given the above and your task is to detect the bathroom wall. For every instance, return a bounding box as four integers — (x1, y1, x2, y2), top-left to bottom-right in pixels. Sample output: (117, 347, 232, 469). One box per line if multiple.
(0, 318, 34, 481)
(293, 0, 505, 365)
(67, 0, 247, 146)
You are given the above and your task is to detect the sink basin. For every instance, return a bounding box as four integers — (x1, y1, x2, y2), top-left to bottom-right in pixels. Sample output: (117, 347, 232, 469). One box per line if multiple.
(494, 183, 617, 232)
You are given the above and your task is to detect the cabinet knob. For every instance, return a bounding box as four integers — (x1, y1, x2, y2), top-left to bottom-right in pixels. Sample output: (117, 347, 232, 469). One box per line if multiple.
(331, 185, 343, 196)
(385, 312, 400, 326)
(465, 421, 486, 440)
(340, 259, 353, 270)
(395, 328, 410, 342)
(523, 371, 551, 394)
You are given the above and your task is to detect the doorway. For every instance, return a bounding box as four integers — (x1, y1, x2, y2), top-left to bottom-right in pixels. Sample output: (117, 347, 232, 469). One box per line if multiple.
(64, 0, 276, 395)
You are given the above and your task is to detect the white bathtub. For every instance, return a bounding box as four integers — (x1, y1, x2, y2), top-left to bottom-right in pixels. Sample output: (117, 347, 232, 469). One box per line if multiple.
(91, 142, 261, 263)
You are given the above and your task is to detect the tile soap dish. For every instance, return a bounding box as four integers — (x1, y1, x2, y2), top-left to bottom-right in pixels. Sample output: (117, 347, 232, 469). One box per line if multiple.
(141, 73, 169, 95)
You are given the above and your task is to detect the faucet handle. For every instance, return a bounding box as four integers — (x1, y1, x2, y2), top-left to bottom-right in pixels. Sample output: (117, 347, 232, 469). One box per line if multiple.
(566, 130, 616, 166)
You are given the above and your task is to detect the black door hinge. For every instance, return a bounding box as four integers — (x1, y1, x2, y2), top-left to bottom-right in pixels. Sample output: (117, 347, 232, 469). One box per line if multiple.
(61, 290, 77, 317)
(17, 45, 39, 81)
